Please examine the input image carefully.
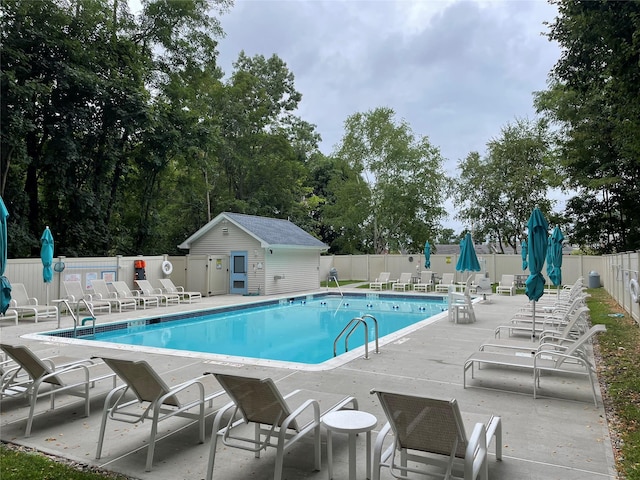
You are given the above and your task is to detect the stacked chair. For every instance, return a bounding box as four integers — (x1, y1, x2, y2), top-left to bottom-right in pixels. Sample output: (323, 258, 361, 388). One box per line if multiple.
(463, 278, 606, 405)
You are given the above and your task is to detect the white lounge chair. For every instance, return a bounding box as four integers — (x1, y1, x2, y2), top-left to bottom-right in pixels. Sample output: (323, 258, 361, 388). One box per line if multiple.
(392, 272, 413, 291)
(0, 343, 116, 436)
(494, 305, 590, 341)
(0, 308, 18, 326)
(371, 389, 502, 480)
(413, 271, 433, 292)
(89, 279, 137, 312)
(158, 278, 202, 303)
(463, 324, 607, 405)
(9, 283, 58, 323)
(135, 279, 180, 306)
(435, 273, 455, 293)
(62, 281, 111, 315)
(370, 272, 391, 290)
(508, 295, 588, 336)
(112, 281, 159, 309)
(1, 355, 33, 399)
(95, 357, 225, 472)
(495, 275, 516, 295)
(205, 372, 359, 480)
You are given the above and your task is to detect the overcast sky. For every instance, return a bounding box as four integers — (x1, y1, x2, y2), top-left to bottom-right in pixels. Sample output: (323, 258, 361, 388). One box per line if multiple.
(214, 1, 562, 231)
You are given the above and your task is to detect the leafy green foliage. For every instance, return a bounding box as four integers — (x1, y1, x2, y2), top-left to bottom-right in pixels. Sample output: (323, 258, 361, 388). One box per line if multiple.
(453, 118, 556, 252)
(329, 107, 446, 254)
(535, 1, 640, 253)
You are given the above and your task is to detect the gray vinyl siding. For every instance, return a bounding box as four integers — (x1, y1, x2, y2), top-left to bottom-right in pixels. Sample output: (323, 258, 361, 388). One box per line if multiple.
(188, 222, 266, 294)
(265, 249, 320, 295)
(188, 222, 261, 257)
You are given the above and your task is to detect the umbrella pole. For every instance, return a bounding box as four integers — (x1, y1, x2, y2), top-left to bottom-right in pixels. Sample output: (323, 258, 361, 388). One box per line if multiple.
(532, 301, 536, 340)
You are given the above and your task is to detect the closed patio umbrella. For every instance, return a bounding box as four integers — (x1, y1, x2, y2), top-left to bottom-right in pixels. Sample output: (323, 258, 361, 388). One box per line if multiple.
(456, 233, 481, 278)
(41, 226, 54, 305)
(521, 239, 528, 271)
(548, 226, 564, 298)
(0, 197, 10, 314)
(524, 208, 549, 339)
(424, 241, 431, 269)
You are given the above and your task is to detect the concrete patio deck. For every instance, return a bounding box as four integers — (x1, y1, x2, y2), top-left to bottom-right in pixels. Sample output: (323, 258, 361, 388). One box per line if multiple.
(0, 288, 618, 480)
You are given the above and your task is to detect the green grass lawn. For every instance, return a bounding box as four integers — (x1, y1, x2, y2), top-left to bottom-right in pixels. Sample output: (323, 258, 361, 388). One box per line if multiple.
(0, 444, 131, 480)
(585, 288, 640, 479)
(320, 279, 366, 287)
(1, 287, 638, 479)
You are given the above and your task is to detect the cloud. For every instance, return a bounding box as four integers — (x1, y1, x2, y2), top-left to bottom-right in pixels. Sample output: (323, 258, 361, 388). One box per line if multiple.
(215, 0, 561, 228)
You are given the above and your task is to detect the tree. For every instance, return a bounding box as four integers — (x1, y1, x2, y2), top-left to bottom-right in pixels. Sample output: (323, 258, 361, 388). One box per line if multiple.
(328, 108, 447, 254)
(1, 0, 231, 256)
(214, 52, 318, 219)
(453, 118, 556, 253)
(534, 0, 640, 253)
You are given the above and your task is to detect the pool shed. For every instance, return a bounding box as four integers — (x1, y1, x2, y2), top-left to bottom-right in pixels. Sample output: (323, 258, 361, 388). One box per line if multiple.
(177, 212, 328, 296)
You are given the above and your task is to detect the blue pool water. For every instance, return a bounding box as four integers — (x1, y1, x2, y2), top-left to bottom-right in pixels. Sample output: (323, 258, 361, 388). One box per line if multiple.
(46, 294, 448, 365)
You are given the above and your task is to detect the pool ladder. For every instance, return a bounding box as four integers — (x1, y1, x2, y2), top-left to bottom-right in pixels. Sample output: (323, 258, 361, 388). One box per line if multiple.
(333, 314, 379, 359)
(327, 275, 343, 297)
(57, 298, 97, 338)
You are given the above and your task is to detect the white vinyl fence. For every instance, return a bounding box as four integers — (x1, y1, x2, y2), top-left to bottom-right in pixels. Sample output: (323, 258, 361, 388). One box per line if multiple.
(320, 253, 602, 287)
(601, 251, 640, 325)
(320, 252, 638, 325)
(5, 250, 638, 325)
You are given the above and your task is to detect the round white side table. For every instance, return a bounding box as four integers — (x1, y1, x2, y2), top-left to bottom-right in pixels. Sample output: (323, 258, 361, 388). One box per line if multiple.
(322, 410, 377, 480)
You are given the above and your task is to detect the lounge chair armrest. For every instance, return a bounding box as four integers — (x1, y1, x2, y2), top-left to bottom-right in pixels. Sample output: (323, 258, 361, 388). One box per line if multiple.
(465, 422, 488, 480)
(533, 350, 591, 368)
(485, 415, 502, 460)
(373, 421, 394, 466)
(283, 398, 321, 431)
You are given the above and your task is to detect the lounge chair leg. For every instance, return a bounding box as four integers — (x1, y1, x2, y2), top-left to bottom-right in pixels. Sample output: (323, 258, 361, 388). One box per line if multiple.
(145, 403, 162, 471)
(274, 434, 286, 480)
(313, 424, 321, 471)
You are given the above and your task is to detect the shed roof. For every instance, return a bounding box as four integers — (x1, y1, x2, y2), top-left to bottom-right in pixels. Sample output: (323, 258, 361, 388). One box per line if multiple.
(178, 212, 328, 251)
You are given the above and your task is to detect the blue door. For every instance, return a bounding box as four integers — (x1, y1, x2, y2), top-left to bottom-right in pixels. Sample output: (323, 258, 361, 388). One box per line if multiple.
(230, 251, 248, 295)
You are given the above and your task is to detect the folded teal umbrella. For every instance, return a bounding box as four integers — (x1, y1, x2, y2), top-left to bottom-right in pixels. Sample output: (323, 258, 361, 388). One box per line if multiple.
(424, 241, 431, 269)
(524, 208, 549, 338)
(41, 226, 54, 305)
(0, 197, 10, 314)
(521, 239, 528, 271)
(456, 233, 481, 273)
(548, 226, 564, 291)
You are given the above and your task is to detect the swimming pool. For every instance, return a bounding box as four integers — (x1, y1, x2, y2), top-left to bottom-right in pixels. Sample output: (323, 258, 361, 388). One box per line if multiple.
(34, 293, 449, 370)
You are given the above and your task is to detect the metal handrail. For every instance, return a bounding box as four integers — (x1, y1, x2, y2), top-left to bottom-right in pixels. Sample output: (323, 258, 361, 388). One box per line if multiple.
(76, 298, 97, 337)
(333, 315, 380, 359)
(58, 298, 96, 337)
(360, 314, 380, 354)
(327, 275, 343, 297)
(334, 317, 368, 358)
